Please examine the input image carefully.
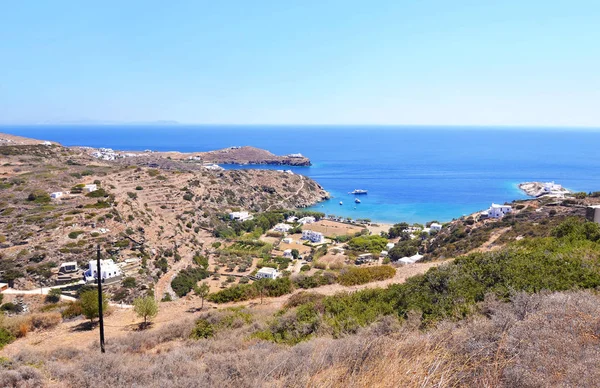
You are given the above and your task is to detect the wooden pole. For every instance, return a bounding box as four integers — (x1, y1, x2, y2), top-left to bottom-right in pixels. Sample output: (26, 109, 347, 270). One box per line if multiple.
(96, 245, 105, 353)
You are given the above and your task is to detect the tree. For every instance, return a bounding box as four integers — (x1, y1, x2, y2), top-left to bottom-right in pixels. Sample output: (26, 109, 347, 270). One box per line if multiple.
(254, 278, 268, 305)
(133, 296, 158, 327)
(194, 282, 210, 309)
(80, 290, 108, 323)
(291, 249, 300, 260)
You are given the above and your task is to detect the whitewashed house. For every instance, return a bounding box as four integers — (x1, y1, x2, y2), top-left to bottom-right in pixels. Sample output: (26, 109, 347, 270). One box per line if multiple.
(282, 237, 293, 244)
(430, 223, 443, 232)
(229, 211, 253, 222)
(380, 250, 389, 257)
(302, 230, 324, 243)
(83, 184, 98, 193)
(50, 192, 64, 199)
(273, 223, 292, 233)
(58, 261, 78, 274)
(398, 253, 424, 265)
(486, 203, 512, 219)
(386, 242, 395, 250)
(297, 216, 316, 225)
(286, 216, 298, 223)
(256, 267, 280, 280)
(283, 249, 293, 258)
(84, 259, 122, 283)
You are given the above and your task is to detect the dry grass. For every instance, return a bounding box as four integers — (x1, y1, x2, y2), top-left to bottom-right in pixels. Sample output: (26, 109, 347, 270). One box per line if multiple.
(4, 291, 600, 387)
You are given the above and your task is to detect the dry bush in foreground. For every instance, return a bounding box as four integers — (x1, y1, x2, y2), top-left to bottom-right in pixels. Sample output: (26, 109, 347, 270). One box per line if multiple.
(6, 290, 600, 387)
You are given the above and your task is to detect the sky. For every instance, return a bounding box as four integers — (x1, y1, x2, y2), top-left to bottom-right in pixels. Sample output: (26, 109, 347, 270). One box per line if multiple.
(0, 1, 599, 126)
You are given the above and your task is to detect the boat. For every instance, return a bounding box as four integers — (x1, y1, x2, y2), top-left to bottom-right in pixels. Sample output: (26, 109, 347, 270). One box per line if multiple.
(355, 198, 361, 203)
(339, 201, 343, 205)
(350, 189, 368, 195)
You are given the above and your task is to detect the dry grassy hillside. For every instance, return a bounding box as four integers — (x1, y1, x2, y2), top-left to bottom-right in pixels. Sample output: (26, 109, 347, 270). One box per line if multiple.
(0, 141, 328, 300)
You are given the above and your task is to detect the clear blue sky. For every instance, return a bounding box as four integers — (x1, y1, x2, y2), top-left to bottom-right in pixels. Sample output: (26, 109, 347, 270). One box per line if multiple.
(1, 1, 599, 126)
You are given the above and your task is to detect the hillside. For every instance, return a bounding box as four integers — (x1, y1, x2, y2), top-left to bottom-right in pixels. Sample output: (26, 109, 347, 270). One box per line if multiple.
(3, 135, 600, 387)
(0, 139, 328, 299)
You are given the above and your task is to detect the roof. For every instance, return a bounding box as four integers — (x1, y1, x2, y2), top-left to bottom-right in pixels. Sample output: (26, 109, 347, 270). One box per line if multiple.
(491, 203, 511, 208)
(257, 267, 278, 275)
(60, 261, 77, 267)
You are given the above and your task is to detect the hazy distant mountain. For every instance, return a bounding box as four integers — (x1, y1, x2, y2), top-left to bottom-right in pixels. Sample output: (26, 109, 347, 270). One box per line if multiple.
(32, 119, 181, 126)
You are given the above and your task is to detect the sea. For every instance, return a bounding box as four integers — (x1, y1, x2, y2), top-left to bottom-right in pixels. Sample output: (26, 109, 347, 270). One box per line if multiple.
(2, 125, 600, 224)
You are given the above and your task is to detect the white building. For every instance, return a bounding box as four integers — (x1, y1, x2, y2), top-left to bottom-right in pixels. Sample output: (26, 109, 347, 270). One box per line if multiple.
(83, 184, 98, 193)
(486, 203, 512, 219)
(256, 267, 280, 280)
(543, 181, 563, 193)
(398, 253, 424, 265)
(203, 163, 225, 171)
(302, 230, 324, 243)
(286, 216, 298, 223)
(380, 250, 388, 257)
(84, 259, 122, 283)
(282, 237, 293, 244)
(59, 261, 78, 274)
(297, 216, 316, 225)
(229, 211, 253, 222)
(283, 249, 293, 258)
(273, 223, 292, 233)
(430, 223, 443, 232)
(386, 242, 395, 250)
(50, 191, 63, 199)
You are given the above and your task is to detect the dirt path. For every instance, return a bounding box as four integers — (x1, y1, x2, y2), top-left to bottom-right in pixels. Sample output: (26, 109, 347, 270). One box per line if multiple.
(470, 227, 510, 254)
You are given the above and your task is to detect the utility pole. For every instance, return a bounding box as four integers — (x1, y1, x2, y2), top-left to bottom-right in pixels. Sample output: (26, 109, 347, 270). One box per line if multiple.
(96, 244, 105, 353)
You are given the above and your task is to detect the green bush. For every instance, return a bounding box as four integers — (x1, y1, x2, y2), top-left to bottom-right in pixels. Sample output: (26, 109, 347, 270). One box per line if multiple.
(208, 277, 293, 303)
(0, 327, 15, 349)
(86, 188, 108, 198)
(347, 235, 388, 253)
(190, 319, 214, 339)
(171, 267, 209, 297)
(122, 277, 137, 288)
(337, 265, 396, 286)
(45, 288, 62, 303)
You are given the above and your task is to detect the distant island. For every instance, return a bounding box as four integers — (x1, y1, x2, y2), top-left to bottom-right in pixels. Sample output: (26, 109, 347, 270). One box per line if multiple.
(85, 145, 311, 167)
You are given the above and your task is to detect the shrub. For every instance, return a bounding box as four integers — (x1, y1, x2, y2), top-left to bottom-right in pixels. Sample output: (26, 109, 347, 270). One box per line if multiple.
(338, 265, 396, 286)
(347, 235, 388, 253)
(208, 277, 293, 303)
(45, 288, 62, 303)
(61, 301, 83, 319)
(0, 327, 15, 349)
(135, 186, 144, 190)
(171, 267, 209, 297)
(85, 188, 108, 198)
(190, 319, 214, 339)
(68, 230, 84, 239)
(127, 192, 137, 200)
(122, 277, 137, 288)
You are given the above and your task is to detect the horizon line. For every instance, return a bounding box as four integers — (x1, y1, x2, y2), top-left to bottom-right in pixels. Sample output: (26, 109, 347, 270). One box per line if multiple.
(1, 123, 600, 130)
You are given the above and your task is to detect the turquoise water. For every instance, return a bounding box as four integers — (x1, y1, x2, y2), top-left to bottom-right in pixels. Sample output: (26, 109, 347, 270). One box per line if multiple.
(2, 125, 600, 223)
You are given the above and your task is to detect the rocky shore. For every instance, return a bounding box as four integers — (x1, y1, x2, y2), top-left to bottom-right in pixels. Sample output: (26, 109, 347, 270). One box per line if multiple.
(518, 181, 571, 197)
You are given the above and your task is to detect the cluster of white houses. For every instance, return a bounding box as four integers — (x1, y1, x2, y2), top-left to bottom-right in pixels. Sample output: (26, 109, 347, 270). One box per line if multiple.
(50, 183, 99, 200)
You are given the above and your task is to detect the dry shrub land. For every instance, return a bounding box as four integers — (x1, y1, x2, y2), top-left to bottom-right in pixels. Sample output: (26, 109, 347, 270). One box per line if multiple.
(4, 134, 600, 387)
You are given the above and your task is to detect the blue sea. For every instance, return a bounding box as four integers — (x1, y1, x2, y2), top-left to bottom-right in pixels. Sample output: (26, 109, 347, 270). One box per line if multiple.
(2, 125, 600, 224)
